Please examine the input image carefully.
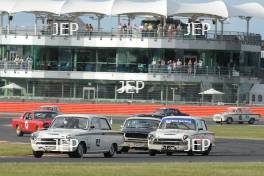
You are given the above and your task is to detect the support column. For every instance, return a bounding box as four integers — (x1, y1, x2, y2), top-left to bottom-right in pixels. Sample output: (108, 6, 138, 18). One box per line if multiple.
(32, 81, 35, 96)
(246, 17, 251, 36)
(97, 15, 103, 32)
(7, 14, 11, 34)
(220, 19, 224, 38)
(73, 82, 76, 98)
(61, 82, 64, 98)
(0, 12, 3, 34)
(34, 16, 38, 35)
(73, 49, 77, 71)
(117, 15, 121, 25)
(214, 18, 218, 38)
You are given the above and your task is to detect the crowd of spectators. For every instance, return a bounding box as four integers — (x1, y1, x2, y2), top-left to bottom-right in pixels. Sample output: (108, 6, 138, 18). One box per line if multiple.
(0, 56, 33, 72)
(150, 58, 204, 75)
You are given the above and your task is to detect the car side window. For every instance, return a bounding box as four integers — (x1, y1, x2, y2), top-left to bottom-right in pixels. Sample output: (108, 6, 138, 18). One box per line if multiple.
(100, 118, 111, 130)
(24, 113, 32, 120)
(90, 118, 100, 129)
(201, 120, 208, 131)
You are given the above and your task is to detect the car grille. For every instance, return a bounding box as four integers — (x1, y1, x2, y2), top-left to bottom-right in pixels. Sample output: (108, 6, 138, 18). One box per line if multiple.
(153, 138, 185, 145)
(125, 133, 148, 139)
(36, 138, 60, 145)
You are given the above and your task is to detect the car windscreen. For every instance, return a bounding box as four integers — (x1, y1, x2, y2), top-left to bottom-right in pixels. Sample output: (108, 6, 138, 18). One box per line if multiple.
(50, 117, 88, 130)
(159, 118, 196, 130)
(34, 112, 57, 120)
(124, 119, 160, 129)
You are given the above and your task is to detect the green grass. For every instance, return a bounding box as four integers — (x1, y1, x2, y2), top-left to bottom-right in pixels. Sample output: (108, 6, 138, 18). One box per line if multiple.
(0, 142, 31, 156)
(0, 163, 264, 176)
(208, 125, 264, 140)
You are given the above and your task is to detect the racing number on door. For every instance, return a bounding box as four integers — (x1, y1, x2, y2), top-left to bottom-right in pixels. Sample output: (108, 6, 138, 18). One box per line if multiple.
(96, 139, 101, 147)
(25, 120, 29, 129)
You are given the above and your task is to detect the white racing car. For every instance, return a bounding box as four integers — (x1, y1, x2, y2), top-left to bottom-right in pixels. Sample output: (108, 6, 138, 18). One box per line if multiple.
(213, 107, 261, 124)
(31, 114, 124, 158)
(148, 116, 215, 156)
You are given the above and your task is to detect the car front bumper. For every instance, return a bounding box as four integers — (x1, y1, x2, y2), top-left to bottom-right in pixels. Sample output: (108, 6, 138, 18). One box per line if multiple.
(148, 143, 189, 152)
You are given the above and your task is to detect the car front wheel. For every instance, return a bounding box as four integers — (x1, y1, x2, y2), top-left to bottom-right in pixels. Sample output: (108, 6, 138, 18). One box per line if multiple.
(104, 144, 116, 158)
(149, 150, 157, 156)
(248, 118, 255, 124)
(226, 117, 233, 124)
(69, 143, 85, 158)
(33, 151, 43, 158)
(202, 144, 212, 156)
(16, 126, 24, 137)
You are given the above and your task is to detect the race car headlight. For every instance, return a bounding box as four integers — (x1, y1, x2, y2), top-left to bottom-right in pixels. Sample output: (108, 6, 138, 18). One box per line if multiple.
(31, 133, 39, 141)
(148, 134, 155, 141)
(182, 135, 189, 141)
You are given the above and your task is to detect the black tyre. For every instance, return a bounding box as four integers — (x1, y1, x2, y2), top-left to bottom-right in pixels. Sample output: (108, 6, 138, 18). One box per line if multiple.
(33, 151, 43, 158)
(104, 144, 116, 158)
(187, 151, 194, 156)
(70, 143, 85, 158)
(202, 144, 212, 156)
(248, 118, 255, 124)
(121, 147, 129, 153)
(166, 152, 173, 156)
(149, 150, 157, 156)
(16, 125, 24, 137)
(226, 117, 233, 124)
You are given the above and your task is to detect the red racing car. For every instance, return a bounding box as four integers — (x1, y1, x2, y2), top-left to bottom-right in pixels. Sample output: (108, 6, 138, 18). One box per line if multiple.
(11, 110, 58, 136)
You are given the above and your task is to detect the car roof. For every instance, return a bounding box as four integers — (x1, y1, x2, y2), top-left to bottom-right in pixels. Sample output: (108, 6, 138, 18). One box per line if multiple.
(126, 117, 161, 121)
(159, 108, 178, 110)
(55, 114, 106, 119)
(32, 110, 57, 113)
(161, 116, 201, 120)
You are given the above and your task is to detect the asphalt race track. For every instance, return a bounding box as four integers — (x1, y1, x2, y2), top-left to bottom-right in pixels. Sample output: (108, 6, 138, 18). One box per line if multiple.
(1, 116, 264, 163)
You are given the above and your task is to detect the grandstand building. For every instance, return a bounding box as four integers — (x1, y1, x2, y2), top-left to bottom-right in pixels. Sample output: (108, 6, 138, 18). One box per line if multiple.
(0, 0, 263, 104)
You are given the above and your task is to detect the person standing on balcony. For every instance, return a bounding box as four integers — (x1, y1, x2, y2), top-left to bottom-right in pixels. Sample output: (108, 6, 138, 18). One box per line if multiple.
(187, 59, 192, 75)
(14, 56, 19, 72)
(26, 56, 33, 71)
(19, 57, 24, 70)
(3, 57, 7, 73)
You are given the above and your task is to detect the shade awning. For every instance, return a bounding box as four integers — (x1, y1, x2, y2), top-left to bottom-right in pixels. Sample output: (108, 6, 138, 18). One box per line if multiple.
(61, 0, 113, 15)
(0, 83, 24, 90)
(0, 0, 17, 13)
(11, 0, 65, 14)
(228, 2, 264, 19)
(172, 0, 229, 18)
(199, 88, 224, 95)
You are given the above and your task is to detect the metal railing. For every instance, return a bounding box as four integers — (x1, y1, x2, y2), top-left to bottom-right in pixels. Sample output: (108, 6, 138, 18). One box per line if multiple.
(0, 60, 259, 78)
(0, 25, 261, 46)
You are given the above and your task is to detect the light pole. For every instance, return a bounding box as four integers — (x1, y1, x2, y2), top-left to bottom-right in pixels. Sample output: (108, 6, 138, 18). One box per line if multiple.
(233, 84, 240, 107)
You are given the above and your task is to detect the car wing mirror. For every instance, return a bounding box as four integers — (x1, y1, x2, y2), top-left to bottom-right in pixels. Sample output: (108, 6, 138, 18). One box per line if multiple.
(198, 128, 203, 131)
(90, 125, 95, 130)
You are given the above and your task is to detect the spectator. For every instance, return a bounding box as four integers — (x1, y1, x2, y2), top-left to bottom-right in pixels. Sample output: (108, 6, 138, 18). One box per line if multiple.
(187, 59, 192, 75)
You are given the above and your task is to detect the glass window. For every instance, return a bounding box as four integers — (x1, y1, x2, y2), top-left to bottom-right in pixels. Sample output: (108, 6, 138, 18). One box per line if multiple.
(100, 118, 111, 130)
(159, 118, 196, 130)
(258, 95, 263, 102)
(91, 118, 100, 129)
(252, 94, 256, 102)
(51, 117, 88, 129)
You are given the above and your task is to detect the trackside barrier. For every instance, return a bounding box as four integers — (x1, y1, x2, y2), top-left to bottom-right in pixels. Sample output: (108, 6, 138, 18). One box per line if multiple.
(0, 102, 264, 117)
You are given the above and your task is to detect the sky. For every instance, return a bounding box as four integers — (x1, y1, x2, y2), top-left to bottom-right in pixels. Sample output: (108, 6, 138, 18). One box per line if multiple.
(1, 0, 264, 37)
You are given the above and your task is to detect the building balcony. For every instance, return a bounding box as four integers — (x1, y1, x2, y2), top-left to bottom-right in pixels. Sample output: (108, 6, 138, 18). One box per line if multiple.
(0, 26, 261, 51)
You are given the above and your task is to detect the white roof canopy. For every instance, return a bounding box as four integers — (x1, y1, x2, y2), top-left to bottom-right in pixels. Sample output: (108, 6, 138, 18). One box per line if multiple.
(0, 0, 16, 13)
(0, 0, 264, 19)
(61, 0, 113, 15)
(111, 0, 178, 17)
(173, 1, 229, 18)
(11, 0, 65, 14)
(228, 2, 264, 19)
